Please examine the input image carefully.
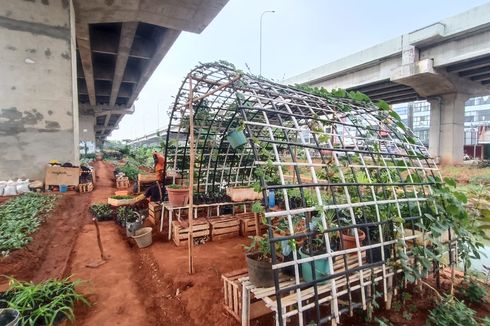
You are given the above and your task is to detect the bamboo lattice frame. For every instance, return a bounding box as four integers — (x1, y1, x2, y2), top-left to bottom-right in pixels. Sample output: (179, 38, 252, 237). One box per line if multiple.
(164, 63, 447, 325)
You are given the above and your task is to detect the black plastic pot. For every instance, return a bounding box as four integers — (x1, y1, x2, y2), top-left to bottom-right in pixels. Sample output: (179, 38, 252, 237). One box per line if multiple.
(0, 308, 19, 326)
(363, 225, 393, 263)
(281, 251, 299, 277)
(367, 245, 392, 263)
(246, 253, 274, 288)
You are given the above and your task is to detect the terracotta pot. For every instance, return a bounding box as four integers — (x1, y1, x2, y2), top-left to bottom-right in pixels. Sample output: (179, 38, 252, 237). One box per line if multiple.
(340, 229, 366, 250)
(226, 187, 262, 202)
(167, 187, 189, 206)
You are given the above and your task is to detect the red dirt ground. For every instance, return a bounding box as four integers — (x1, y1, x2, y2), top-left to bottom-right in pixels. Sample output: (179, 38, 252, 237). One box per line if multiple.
(0, 161, 489, 325)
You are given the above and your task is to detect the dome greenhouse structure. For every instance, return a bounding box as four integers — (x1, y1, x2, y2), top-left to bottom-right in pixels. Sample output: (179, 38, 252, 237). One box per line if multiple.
(164, 62, 450, 325)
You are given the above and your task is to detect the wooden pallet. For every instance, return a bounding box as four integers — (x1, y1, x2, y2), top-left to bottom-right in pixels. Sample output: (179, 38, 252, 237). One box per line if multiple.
(208, 215, 240, 241)
(172, 218, 210, 246)
(239, 213, 266, 236)
(222, 269, 271, 322)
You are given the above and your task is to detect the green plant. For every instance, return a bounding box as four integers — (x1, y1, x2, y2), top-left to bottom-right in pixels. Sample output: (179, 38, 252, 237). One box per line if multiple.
(167, 184, 186, 189)
(0, 193, 59, 256)
(457, 279, 488, 304)
(1, 277, 89, 326)
(392, 301, 402, 312)
(251, 201, 265, 214)
(110, 195, 133, 200)
(116, 207, 137, 226)
(244, 235, 271, 261)
(402, 310, 413, 321)
(375, 317, 394, 326)
(427, 296, 478, 326)
(89, 203, 113, 221)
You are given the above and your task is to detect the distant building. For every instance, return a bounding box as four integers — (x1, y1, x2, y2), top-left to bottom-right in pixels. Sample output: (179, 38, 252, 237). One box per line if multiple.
(393, 96, 490, 159)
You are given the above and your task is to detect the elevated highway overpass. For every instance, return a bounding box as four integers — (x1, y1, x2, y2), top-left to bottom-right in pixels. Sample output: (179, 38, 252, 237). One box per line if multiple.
(286, 3, 490, 164)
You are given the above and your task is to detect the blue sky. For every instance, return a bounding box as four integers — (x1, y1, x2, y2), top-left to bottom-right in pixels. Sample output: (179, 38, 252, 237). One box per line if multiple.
(110, 0, 490, 140)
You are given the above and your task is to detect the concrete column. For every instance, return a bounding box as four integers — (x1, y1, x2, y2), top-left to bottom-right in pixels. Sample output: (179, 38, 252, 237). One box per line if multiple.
(428, 97, 441, 162)
(428, 93, 468, 165)
(0, 1, 77, 180)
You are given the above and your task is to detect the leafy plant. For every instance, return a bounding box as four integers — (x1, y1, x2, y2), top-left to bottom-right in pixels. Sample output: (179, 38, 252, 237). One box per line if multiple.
(251, 201, 265, 214)
(111, 195, 133, 200)
(168, 184, 186, 189)
(402, 311, 413, 321)
(427, 296, 478, 326)
(457, 279, 488, 304)
(244, 235, 272, 261)
(0, 277, 89, 326)
(116, 207, 138, 227)
(118, 162, 140, 181)
(0, 193, 58, 256)
(89, 203, 113, 221)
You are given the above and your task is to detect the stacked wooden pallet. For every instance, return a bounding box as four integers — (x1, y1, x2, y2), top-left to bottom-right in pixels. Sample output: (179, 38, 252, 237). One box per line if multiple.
(172, 218, 210, 246)
(208, 215, 240, 241)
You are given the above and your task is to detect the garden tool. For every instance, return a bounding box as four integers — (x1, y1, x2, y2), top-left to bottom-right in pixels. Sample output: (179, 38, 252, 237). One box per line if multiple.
(86, 218, 109, 268)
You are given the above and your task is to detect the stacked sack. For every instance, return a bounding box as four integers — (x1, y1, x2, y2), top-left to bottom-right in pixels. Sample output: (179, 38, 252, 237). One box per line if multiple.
(0, 179, 31, 196)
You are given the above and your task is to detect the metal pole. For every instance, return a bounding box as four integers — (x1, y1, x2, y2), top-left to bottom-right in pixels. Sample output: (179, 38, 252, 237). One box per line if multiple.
(473, 126, 478, 160)
(259, 10, 275, 77)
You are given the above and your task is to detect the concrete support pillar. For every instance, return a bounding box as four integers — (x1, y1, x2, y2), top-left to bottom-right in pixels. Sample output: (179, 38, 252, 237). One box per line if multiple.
(428, 93, 468, 165)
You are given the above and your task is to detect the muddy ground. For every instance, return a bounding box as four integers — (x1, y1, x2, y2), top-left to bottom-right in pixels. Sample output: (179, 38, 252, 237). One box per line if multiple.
(0, 161, 488, 325)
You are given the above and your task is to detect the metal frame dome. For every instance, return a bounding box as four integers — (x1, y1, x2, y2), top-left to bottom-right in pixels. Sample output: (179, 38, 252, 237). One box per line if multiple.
(163, 62, 444, 325)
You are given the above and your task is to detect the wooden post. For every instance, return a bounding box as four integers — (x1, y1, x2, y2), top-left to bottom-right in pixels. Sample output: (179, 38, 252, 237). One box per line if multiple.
(386, 274, 393, 310)
(241, 284, 250, 326)
(254, 213, 261, 236)
(188, 74, 195, 274)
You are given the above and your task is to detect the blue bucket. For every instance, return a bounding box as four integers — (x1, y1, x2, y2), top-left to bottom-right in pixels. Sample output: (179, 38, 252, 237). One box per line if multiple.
(59, 184, 68, 193)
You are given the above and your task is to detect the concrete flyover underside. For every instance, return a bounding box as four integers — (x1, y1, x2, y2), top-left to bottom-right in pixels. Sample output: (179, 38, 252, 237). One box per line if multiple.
(74, 0, 229, 141)
(286, 3, 490, 165)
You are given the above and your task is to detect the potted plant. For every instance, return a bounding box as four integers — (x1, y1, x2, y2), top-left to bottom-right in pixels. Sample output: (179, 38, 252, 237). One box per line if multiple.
(244, 234, 276, 287)
(338, 214, 366, 250)
(340, 227, 366, 250)
(298, 214, 338, 283)
(166, 184, 189, 206)
(226, 121, 247, 149)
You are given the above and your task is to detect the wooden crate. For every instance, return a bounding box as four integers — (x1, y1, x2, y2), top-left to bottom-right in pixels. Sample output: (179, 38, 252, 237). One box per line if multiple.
(116, 177, 130, 189)
(172, 218, 210, 246)
(148, 202, 161, 220)
(222, 269, 271, 322)
(239, 213, 267, 236)
(208, 215, 240, 241)
(78, 182, 93, 193)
